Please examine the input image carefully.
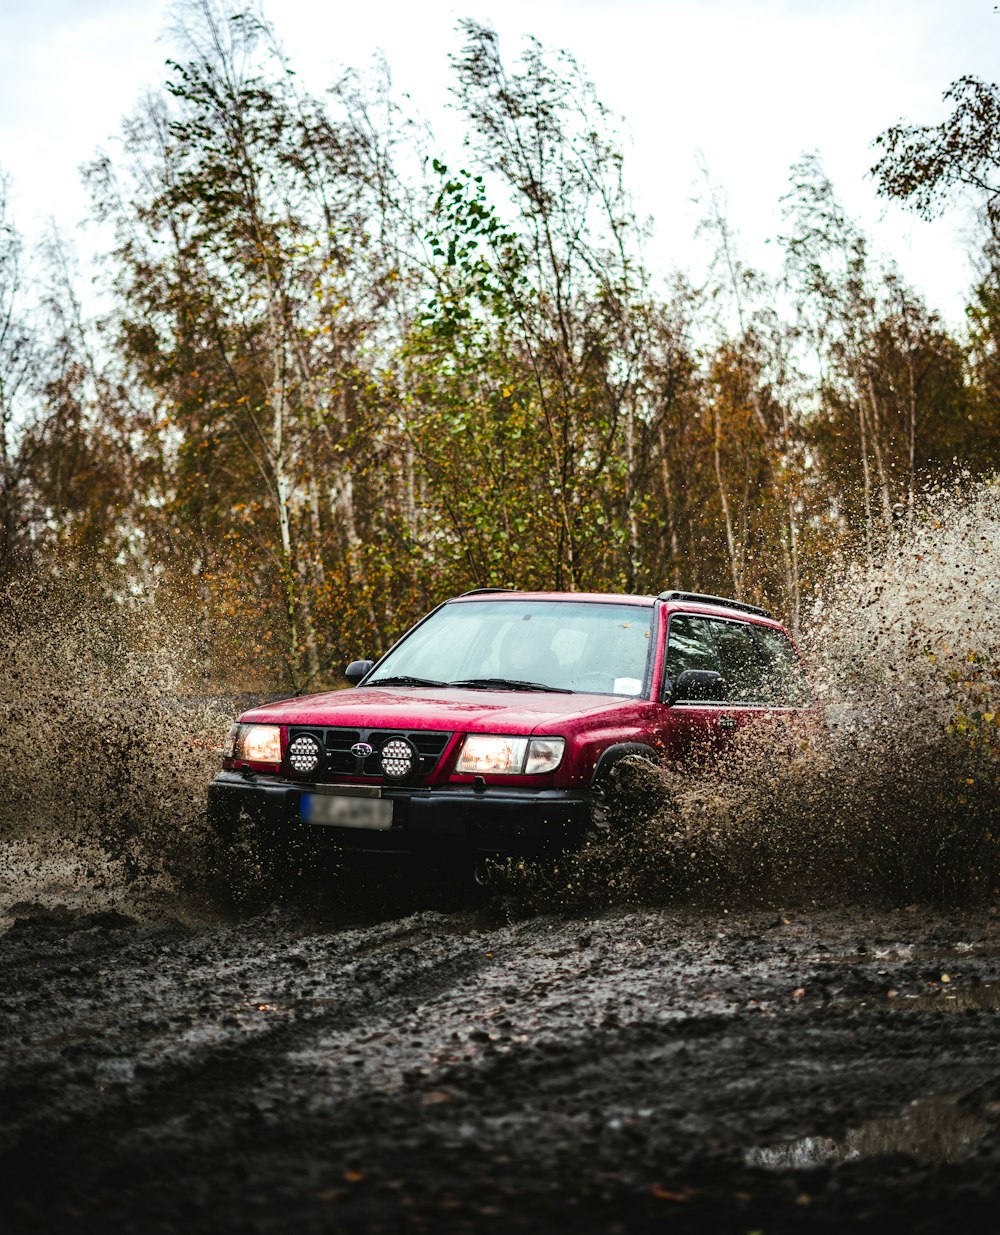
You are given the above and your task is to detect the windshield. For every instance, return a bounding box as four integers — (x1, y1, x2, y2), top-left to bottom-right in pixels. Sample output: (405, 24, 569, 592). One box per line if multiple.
(365, 599, 654, 696)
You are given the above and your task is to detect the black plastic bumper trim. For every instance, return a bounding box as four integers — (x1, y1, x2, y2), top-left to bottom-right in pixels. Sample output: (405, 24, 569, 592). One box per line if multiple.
(207, 771, 588, 856)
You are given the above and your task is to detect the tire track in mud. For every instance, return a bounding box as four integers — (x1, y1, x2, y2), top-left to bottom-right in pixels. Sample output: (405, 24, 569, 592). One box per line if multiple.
(2, 903, 1000, 1234)
(0, 907, 515, 1232)
(0, 909, 495, 1149)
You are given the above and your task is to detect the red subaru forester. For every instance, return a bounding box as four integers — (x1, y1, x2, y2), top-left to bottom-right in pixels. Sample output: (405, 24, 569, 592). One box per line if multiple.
(208, 589, 811, 862)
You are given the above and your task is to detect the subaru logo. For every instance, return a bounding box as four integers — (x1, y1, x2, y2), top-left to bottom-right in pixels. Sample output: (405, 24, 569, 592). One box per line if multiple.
(351, 742, 374, 758)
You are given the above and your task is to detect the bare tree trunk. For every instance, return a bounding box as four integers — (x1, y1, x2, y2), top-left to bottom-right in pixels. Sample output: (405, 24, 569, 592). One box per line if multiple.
(778, 404, 801, 631)
(624, 400, 639, 590)
(856, 391, 874, 551)
(267, 320, 305, 685)
(712, 402, 740, 594)
(657, 423, 681, 580)
(302, 473, 327, 684)
(402, 442, 417, 540)
(273, 458, 299, 681)
(905, 350, 918, 516)
(307, 475, 326, 589)
(864, 372, 894, 527)
(330, 469, 361, 554)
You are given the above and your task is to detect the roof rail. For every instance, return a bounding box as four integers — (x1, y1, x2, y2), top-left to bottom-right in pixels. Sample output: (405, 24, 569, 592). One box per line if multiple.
(458, 587, 515, 597)
(657, 590, 771, 618)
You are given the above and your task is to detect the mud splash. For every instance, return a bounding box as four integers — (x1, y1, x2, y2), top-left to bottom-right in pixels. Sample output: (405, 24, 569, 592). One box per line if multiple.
(0, 565, 233, 916)
(3, 480, 1000, 916)
(0, 564, 470, 921)
(502, 478, 1000, 910)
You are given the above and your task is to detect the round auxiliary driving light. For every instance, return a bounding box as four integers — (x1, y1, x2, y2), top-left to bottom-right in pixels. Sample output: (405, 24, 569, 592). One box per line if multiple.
(288, 733, 322, 775)
(379, 737, 417, 781)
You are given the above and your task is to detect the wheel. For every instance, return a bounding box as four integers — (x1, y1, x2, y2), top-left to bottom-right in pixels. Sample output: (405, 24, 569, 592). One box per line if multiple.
(585, 753, 662, 846)
(584, 779, 614, 845)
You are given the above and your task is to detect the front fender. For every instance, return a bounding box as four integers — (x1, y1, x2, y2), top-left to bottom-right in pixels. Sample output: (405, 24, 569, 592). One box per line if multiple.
(590, 742, 660, 788)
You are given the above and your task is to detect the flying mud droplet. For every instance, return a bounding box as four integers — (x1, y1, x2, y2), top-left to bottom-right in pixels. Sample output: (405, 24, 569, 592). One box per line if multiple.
(0, 564, 238, 920)
(494, 479, 1000, 911)
(4, 479, 1000, 918)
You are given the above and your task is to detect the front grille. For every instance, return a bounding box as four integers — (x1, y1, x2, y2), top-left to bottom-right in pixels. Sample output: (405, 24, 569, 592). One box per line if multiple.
(286, 726, 451, 781)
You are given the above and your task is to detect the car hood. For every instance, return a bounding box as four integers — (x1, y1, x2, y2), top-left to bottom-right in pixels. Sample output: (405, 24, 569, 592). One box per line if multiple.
(238, 685, 643, 735)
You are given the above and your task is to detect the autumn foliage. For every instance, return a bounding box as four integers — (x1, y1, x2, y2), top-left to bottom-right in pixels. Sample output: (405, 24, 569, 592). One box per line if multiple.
(1, 2, 998, 693)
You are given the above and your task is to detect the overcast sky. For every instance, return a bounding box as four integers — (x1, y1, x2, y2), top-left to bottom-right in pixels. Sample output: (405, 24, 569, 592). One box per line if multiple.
(1, 0, 998, 325)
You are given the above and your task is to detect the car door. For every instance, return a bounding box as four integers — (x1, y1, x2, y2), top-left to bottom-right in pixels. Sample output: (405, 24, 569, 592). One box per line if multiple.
(657, 612, 731, 759)
(659, 612, 806, 761)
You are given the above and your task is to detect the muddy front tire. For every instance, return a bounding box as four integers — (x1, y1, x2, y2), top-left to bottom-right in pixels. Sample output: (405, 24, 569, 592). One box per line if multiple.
(584, 782, 614, 846)
(585, 753, 663, 846)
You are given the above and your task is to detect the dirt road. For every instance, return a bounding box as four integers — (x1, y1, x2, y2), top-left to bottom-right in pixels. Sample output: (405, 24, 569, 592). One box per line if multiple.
(2, 877, 999, 1234)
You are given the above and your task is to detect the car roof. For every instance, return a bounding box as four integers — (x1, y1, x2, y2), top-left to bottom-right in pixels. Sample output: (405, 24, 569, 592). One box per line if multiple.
(449, 589, 783, 626)
(449, 590, 656, 606)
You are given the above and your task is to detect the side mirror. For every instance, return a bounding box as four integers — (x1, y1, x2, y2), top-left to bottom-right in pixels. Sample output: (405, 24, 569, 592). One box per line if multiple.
(668, 668, 726, 704)
(344, 659, 374, 686)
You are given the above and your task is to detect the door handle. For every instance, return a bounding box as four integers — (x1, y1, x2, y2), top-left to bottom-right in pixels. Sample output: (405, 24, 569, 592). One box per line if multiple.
(718, 715, 737, 731)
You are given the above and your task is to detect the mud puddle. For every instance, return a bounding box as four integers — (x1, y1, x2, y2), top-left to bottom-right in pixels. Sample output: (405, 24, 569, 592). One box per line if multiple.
(746, 1091, 992, 1169)
(895, 983, 1000, 1012)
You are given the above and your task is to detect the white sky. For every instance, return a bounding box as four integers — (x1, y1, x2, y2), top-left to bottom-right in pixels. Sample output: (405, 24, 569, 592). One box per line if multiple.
(1, 0, 998, 327)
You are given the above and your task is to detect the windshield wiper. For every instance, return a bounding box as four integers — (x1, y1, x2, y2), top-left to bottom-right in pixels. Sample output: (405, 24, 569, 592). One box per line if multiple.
(447, 677, 573, 694)
(364, 675, 446, 688)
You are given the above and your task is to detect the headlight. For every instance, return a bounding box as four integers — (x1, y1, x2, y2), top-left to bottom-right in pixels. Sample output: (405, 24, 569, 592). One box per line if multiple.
(234, 724, 282, 764)
(456, 735, 564, 775)
(457, 735, 528, 774)
(523, 737, 565, 774)
(288, 733, 323, 775)
(380, 736, 417, 780)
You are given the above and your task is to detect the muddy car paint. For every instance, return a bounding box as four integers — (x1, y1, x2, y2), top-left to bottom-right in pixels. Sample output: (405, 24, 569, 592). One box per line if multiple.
(208, 591, 813, 857)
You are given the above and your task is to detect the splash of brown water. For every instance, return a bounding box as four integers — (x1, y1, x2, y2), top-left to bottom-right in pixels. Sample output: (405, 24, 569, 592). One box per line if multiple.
(506, 479, 1000, 909)
(4, 481, 1000, 916)
(0, 564, 232, 915)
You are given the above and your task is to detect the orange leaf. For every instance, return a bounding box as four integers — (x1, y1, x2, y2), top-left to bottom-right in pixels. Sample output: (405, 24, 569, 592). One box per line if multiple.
(650, 1186, 692, 1202)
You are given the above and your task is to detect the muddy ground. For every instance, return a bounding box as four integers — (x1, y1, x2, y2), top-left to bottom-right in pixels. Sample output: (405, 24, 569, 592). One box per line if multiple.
(1, 857, 999, 1235)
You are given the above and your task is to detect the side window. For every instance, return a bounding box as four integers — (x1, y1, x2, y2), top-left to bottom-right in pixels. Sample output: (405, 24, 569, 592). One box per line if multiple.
(664, 615, 721, 699)
(665, 613, 809, 705)
(708, 619, 769, 703)
(752, 626, 812, 706)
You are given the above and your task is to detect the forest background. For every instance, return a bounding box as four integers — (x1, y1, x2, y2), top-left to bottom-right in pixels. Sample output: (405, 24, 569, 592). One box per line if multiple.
(1, 0, 998, 693)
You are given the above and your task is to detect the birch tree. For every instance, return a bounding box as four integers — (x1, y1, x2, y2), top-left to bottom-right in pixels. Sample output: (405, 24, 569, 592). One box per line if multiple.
(87, 0, 397, 685)
(0, 178, 36, 581)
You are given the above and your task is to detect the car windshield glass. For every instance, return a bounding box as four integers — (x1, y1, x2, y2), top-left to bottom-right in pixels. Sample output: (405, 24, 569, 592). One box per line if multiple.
(365, 599, 654, 696)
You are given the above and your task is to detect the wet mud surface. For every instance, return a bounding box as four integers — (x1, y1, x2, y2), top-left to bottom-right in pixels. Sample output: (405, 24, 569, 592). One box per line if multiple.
(2, 876, 1000, 1234)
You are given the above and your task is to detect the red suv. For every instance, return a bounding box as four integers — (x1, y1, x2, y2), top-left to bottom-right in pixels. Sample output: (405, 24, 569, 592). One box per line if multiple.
(208, 590, 811, 861)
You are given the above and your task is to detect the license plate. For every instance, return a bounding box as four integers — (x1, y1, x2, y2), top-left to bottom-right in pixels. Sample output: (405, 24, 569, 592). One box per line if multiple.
(301, 793, 393, 830)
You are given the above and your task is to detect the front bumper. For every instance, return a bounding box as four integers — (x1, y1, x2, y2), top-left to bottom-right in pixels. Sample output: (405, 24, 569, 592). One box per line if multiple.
(207, 770, 589, 856)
